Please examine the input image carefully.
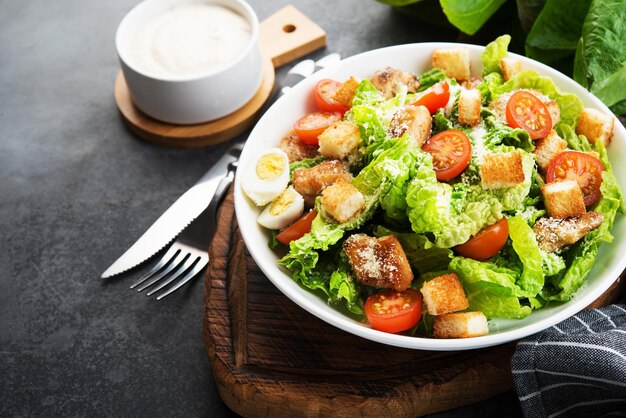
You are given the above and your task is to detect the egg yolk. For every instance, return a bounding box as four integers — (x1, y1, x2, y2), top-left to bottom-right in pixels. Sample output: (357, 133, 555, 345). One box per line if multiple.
(269, 189, 296, 215)
(256, 154, 286, 180)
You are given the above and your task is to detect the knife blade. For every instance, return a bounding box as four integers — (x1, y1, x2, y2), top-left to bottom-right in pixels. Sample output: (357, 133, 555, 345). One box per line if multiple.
(102, 53, 341, 279)
(101, 143, 242, 278)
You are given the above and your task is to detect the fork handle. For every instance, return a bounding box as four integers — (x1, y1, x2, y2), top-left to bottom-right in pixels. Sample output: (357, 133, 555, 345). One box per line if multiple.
(204, 161, 237, 245)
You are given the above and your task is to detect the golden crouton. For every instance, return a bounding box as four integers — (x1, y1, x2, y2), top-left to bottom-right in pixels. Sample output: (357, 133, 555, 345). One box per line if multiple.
(576, 108, 614, 146)
(369, 67, 420, 99)
(433, 312, 489, 338)
(541, 180, 586, 219)
(343, 234, 414, 291)
(331, 76, 360, 107)
(545, 100, 561, 128)
(432, 48, 470, 81)
(534, 211, 604, 253)
(420, 273, 469, 316)
(533, 129, 567, 170)
(500, 57, 522, 81)
(279, 131, 319, 163)
(480, 151, 525, 189)
(292, 160, 352, 207)
(318, 121, 361, 160)
(321, 178, 365, 223)
(458, 88, 482, 127)
(388, 105, 432, 147)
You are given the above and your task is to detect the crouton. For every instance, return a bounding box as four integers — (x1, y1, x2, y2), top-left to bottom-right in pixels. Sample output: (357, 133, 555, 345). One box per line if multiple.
(343, 234, 414, 291)
(318, 121, 361, 160)
(321, 178, 365, 223)
(432, 48, 470, 82)
(332, 76, 360, 107)
(576, 108, 614, 146)
(420, 273, 469, 316)
(534, 129, 567, 170)
(533, 211, 604, 253)
(458, 88, 482, 127)
(433, 312, 489, 338)
(388, 105, 432, 147)
(279, 131, 319, 163)
(545, 100, 561, 128)
(480, 151, 525, 189)
(541, 180, 586, 219)
(369, 67, 420, 99)
(500, 57, 522, 81)
(292, 160, 352, 207)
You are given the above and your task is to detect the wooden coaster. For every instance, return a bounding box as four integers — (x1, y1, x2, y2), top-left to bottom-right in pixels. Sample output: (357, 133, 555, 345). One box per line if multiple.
(203, 189, 625, 417)
(114, 5, 326, 148)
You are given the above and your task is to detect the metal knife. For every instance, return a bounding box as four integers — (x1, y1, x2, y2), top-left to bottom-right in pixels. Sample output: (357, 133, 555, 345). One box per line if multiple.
(101, 54, 340, 279)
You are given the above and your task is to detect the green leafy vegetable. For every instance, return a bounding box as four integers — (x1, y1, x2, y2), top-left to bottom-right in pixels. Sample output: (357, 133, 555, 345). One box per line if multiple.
(440, 0, 507, 35)
(417, 68, 447, 91)
(481, 34, 511, 76)
(508, 215, 544, 297)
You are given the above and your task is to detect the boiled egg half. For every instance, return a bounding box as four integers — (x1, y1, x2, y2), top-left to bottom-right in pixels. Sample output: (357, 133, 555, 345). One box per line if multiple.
(257, 186, 304, 230)
(241, 148, 290, 206)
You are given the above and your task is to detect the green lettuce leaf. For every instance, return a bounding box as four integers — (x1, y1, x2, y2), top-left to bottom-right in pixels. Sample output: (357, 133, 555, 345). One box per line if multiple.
(508, 215, 544, 297)
(417, 68, 447, 91)
(482, 34, 511, 76)
(440, 0, 507, 35)
(289, 156, 326, 180)
(375, 226, 453, 274)
(573, 0, 626, 113)
(449, 257, 533, 319)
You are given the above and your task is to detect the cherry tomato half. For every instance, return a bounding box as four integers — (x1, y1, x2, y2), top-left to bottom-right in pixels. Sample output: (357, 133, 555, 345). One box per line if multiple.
(506, 90, 552, 139)
(293, 111, 341, 145)
(545, 151, 605, 206)
(365, 289, 422, 334)
(422, 129, 472, 181)
(411, 81, 450, 114)
(455, 217, 509, 261)
(275, 210, 317, 245)
(313, 79, 349, 114)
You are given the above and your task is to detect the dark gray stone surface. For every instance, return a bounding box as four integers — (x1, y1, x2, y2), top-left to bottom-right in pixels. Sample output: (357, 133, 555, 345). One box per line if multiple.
(0, 0, 522, 416)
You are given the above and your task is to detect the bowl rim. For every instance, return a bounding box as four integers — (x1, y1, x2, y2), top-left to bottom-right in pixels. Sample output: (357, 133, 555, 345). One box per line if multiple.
(115, 0, 259, 82)
(234, 42, 626, 351)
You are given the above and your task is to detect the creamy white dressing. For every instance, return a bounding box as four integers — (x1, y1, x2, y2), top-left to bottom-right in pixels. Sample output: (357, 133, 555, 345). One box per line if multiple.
(128, 3, 251, 78)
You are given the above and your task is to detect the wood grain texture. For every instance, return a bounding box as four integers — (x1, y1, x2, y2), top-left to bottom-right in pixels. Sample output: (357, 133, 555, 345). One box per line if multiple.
(113, 5, 326, 148)
(203, 190, 625, 418)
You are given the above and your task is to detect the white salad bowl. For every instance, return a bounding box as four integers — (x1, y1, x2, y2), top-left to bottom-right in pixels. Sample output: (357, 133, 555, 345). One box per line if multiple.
(115, 0, 262, 124)
(234, 43, 626, 351)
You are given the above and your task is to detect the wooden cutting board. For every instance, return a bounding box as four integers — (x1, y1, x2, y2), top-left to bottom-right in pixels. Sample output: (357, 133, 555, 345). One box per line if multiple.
(203, 189, 625, 417)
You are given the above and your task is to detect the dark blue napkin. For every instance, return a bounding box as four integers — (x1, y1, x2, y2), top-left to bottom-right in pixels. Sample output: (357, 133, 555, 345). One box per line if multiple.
(512, 304, 626, 417)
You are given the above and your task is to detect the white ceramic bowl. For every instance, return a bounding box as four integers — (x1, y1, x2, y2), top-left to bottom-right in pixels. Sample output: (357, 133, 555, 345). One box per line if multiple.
(234, 43, 626, 351)
(115, 0, 262, 125)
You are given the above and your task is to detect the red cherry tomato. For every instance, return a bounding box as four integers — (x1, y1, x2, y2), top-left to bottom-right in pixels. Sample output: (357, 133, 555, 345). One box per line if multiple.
(455, 217, 509, 261)
(313, 79, 349, 114)
(422, 129, 472, 181)
(365, 289, 422, 334)
(545, 151, 605, 206)
(411, 81, 450, 114)
(275, 211, 317, 245)
(505, 91, 552, 139)
(293, 111, 341, 145)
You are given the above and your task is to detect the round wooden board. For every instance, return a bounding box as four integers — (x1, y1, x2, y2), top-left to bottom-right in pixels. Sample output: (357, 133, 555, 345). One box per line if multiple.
(114, 58, 275, 148)
(202, 189, 626, 418)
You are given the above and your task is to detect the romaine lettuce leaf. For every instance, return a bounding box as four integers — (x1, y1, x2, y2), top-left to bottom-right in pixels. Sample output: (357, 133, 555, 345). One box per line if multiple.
(508, 215, 544, 297)
(449, 257, 532, 319)
(289, 156, 326, 180)
(375, 226, 453, 274)
(417, 68, 446, 91)
(481, 34, 511, 76)
(440, 0, 507, 35)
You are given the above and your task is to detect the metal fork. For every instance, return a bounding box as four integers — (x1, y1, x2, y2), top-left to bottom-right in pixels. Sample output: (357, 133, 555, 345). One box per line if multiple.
(130, 161, 237, 300)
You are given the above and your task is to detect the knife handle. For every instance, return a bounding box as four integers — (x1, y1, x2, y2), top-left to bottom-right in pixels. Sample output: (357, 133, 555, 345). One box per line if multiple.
(204, 161, 237, 243)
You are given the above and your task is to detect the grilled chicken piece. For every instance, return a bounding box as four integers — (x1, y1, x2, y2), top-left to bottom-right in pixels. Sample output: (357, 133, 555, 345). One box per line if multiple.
(533, 212, 604, 253)
(292, 160, 352, 207)
(343, 234, 414, 291)
(279, 131, 319, 163)
(369, 67, 420, 99)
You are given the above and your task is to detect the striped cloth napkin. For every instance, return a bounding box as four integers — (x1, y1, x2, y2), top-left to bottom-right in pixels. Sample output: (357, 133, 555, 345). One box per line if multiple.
(512, 303, 626, 417)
